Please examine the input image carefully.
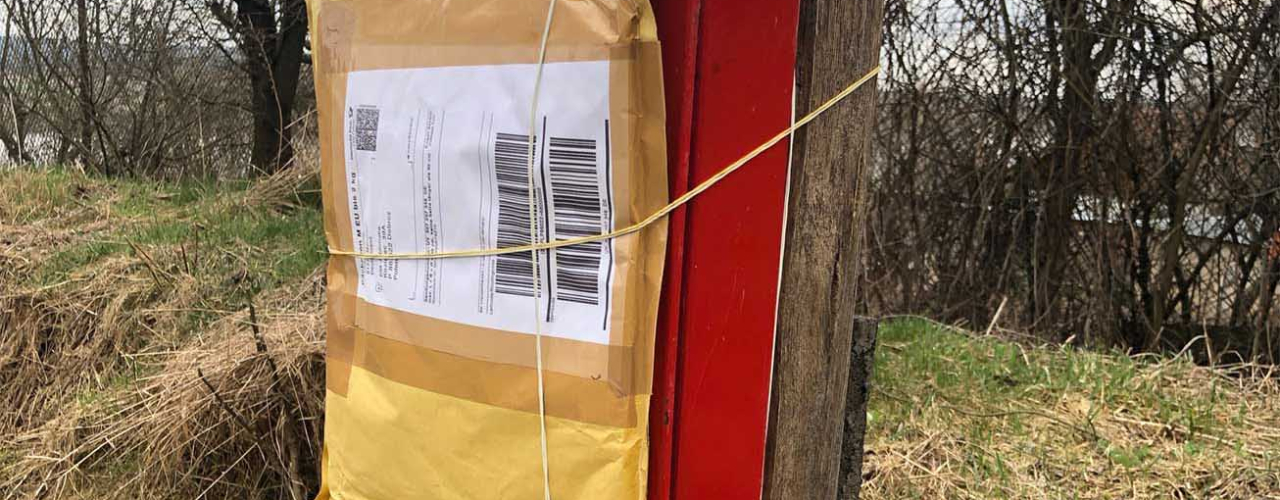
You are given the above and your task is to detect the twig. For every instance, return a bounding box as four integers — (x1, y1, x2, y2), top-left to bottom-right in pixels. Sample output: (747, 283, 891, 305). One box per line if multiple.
(196, 367, 255, 438)
(247, 299, 279, 374)
(194, 444, 258, 500)
(127, 239, 171, 285)
(984, 296, 1007, 337)
(245, 297, 304, 500)
(179, 240, 191, 275)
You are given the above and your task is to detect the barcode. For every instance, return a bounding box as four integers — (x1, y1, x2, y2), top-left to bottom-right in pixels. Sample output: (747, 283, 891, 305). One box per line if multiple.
(355, 107, 380, 151)
(492, 132, 541, 298)
(547, 136, 605, 305)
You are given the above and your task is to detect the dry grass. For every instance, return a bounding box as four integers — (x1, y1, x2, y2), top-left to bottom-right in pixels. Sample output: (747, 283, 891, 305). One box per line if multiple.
(241, 116, 322, 212)
(1, 275, 325, 500)
(862, 319, 1280, 499)
(0, 171, 158, 434)
(0, 168, 325, 500)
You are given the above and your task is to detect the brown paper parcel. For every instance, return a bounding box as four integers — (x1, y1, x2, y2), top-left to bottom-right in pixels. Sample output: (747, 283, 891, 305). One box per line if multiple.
(307, 0, 667, 498)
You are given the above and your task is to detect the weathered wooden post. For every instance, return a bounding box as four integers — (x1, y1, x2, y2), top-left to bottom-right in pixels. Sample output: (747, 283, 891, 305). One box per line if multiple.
(764, 0, 885, 498)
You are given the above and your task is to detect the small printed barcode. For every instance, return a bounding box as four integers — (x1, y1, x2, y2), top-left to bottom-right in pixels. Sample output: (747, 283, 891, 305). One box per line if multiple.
(355, 107, 380, 152)
(547, 136, 605, 306)
(492, 132, 541, 298)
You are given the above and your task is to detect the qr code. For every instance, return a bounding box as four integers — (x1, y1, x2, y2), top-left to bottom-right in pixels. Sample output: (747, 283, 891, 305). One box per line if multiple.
(354, 107, 379, 152)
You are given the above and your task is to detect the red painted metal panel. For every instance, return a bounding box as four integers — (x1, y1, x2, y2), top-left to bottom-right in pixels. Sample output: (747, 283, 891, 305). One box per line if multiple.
(649, 0, 800, 498)
(648, 0, 701, 498)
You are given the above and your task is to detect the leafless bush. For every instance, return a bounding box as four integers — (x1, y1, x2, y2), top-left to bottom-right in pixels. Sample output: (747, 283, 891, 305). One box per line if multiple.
(868, 0, 1280, 361)
(0, 0, 312, 177)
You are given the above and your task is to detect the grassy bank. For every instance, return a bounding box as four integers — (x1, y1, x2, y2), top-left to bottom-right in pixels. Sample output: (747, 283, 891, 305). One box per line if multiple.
(2, 169, 1278, 499)
(0, 168, 326, 499)
(864, 320, 1280, 499)
(4, 168, 324, 293)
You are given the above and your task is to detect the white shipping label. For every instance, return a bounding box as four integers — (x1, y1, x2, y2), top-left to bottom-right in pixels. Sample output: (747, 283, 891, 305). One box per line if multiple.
(343, 61, 616, 345)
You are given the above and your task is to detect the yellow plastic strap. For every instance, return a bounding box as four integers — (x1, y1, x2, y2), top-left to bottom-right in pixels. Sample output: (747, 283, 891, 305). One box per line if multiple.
(326, 64, 882, 261)
(528, 1, 557, 499)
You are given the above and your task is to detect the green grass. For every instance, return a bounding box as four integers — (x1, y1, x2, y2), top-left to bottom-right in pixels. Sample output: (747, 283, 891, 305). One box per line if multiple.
(876, 319, 1212, 437)
(6, 169, 326, 296)
(865, 319, 1280, 498)
(3, 167, 326, 365)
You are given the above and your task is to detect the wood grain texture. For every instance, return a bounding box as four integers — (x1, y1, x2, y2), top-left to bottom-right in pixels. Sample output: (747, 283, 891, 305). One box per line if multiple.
(762, 0, 885, 497)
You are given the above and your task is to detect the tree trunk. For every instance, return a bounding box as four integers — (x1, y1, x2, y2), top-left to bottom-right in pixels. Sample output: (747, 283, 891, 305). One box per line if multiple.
(248, 61, 290, 173)
(1036, 0, 1101, 332)
(0, 15, 24, 164)
(0, 98, 23, 163)
(1032, 0, 1138, 334)
(74, 0, 96, 172)
(271, 0, 308, 170)
(237, 0, 308, 174)
(762, 0, 884, 497)
(1254, 257, 1278, 363)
